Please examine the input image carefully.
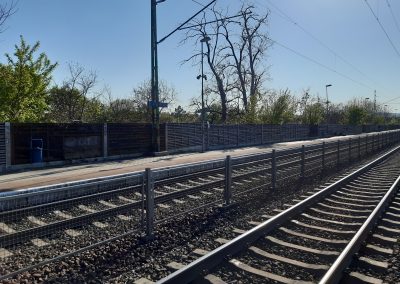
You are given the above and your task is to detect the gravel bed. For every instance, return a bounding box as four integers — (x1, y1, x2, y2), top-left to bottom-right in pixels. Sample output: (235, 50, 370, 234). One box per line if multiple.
(295, 215, 360, 233)
(343, 191, 400, 283)
(321, 199, 377, 211)
(303, 208, 367, 224)
(282, 222, 353, 241)
(236, 249, 319, 281)
(270, 230, 342, 252)
(0, 211, 143, 277)
(213, 262, 278, 283)
(1, 149, 392, 283)
(254, 237, 334, 265)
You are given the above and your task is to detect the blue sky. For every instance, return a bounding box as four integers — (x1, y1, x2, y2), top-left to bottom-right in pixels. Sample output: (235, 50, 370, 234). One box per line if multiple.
(1, 0, 400, 111)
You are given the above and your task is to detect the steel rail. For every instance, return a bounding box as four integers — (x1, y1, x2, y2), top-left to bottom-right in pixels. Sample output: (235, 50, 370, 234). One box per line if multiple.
(319, 174, 400, 283)
(0, 175, 224, 247)
(0, 153, 311, 247)
(157, 145, 400, 284)
(1, 135, 394, 247)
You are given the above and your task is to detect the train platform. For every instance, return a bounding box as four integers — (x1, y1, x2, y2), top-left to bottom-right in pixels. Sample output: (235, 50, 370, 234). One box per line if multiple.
(0, 134, 361, 192)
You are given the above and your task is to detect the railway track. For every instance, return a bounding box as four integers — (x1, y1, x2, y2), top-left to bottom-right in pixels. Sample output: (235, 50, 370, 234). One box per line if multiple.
(0, 140, 346, 250)
(158, 146, 400, 284)
(0, 131, 397, 281)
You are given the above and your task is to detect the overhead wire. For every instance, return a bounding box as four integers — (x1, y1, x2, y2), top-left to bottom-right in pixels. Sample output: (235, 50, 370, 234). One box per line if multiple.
(269, 38, 372, 90)
(363, 0, 400, 57)
(255, 0, 385, 91)
(385, 0, 400, 36)
(191, 1, 389, 94)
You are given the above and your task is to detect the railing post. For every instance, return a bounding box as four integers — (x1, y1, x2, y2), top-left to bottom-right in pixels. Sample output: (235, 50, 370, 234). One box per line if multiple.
(271, 149, 276, 190)
(373, 134, 376, 152)
(224, 155, 232, 205)
(337, 140, 340, 166)
(322, 141, 325, 170)
(358, 136, 361, 160)
(378, 133, 381, 149)
(300, 145, 305, 179)
(145, 168, 154, 239)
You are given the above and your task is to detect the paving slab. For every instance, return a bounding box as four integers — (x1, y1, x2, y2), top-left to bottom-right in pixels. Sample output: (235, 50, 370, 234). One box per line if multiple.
(0, 134, 368, 192)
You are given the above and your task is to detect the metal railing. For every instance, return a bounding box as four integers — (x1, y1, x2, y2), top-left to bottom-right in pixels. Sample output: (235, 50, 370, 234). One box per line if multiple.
(0, 130, 399, 280)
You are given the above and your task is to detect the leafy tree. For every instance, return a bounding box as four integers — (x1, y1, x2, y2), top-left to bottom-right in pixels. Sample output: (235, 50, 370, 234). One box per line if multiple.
(259, 89, 296, 124)
(169, 105, 197, 123)
(104, 98, 138, 122)
(302, 103, 325, 125)
(0, 36, 57, 122)
(344, 104, 367, 125)
(242, 92, 260, 123)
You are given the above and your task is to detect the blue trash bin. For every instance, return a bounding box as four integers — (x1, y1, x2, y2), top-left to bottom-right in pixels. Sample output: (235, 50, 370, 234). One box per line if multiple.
(32, 147, 43, 163)
(31, 139, 43, 163)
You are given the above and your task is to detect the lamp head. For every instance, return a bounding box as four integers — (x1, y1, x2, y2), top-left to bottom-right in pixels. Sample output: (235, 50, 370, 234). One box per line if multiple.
(200, 36, 211, 43)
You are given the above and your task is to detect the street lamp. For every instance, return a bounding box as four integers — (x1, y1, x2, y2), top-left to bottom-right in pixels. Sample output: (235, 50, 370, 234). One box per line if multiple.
(384, 105, 388, 124)
(197, 35, 211, 153)
(325, 84, 332, 123)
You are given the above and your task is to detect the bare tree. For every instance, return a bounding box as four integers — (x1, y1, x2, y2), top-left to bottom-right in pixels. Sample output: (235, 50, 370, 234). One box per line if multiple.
(0, 1, 17, 33)
(48, 63, 98, 122)
(131, 79, 177, 122)
(222, 5, 270, 111)
(182, 1, 271, 122)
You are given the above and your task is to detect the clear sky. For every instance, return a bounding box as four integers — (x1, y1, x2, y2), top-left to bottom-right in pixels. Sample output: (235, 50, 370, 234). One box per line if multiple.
(1, 0, 400, 111)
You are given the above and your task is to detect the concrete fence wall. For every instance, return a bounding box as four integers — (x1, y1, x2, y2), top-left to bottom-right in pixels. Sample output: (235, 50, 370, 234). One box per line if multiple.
(1, 122, 399, 173)
(165, 123, 375, 153)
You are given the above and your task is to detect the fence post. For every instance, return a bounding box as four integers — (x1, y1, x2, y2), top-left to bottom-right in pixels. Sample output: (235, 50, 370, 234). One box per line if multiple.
(145, 168, 154, 239)
(103, 123, 108, 158)
(271, 149, 276, 190)
(322, 142, 325, 171)
(337, 140, 340, 166)
(224, 155, 232, 205)
(358, 136, 361, 160)
(300, 145, 305, 179)
(5, 122, 11, 169)
(237, 124, 240, 147)
(261, 124, 264, 145)
(207, 123, 210, 150)
(164, 122, 168, 152)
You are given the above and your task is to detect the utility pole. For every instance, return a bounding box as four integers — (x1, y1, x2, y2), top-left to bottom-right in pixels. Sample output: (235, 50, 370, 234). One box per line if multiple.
(150, 0, 215, 154)
(374, 90, 377, 113)
(151, 0, 161, 153)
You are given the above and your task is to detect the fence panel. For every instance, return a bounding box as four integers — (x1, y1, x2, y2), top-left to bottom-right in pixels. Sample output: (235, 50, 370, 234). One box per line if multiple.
(107, 123, 153, 156)
(166, 123, 202, 151)
(11, 123, 103, 165)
